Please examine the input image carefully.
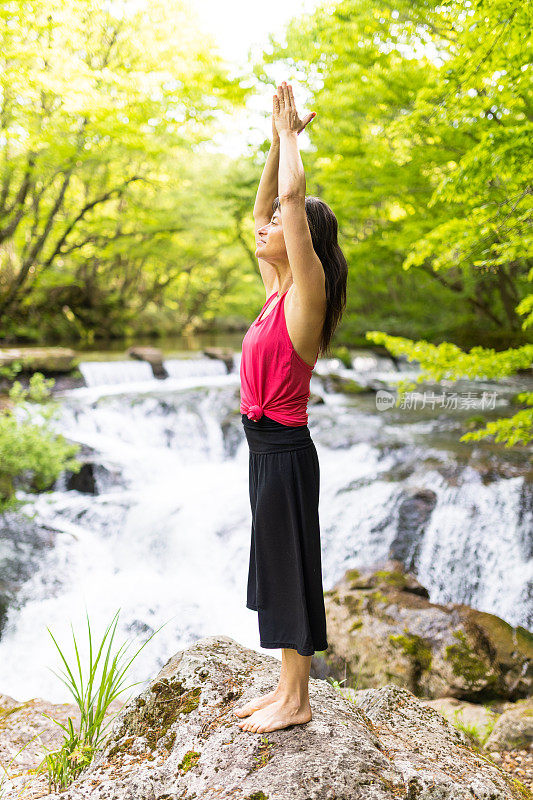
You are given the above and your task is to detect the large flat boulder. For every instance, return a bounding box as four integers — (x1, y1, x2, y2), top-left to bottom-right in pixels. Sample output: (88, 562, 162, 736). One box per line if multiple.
(0, 346, 78, 373)
(39, 635, 523, 800)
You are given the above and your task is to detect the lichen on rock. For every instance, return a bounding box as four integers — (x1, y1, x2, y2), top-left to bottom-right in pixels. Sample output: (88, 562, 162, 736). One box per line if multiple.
(36, 635, 526, 800)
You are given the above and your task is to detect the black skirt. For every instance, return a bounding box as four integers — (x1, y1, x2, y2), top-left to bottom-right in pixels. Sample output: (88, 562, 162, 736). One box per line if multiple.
(241, 412, 328, 656)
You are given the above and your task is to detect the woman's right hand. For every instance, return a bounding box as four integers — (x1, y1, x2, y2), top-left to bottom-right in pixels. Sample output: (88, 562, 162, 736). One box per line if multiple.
(272, 86, 316, 144)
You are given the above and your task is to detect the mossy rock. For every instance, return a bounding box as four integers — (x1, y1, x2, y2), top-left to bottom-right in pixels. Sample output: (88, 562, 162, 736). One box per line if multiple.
(118, 679, 202, 750)
(389, 631, 433, 673)
(319, 373, 371, 394)
(344, 594, 364, 614)
(516, 625, 533, 660)
(374, 569, 408, 589)
(345, 568, 361, 583)
(444, 630, 494, 688)
(367, 590, 389, 610)
(463, 608, 532, 664)
(0, 346, 79, 374)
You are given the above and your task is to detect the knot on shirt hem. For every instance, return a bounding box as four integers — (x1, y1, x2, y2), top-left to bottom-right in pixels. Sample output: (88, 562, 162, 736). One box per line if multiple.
(246, 404, 263, 422)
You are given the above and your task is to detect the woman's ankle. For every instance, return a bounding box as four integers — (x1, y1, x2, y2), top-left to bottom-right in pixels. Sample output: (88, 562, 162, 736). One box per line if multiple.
(273, 685, 309, 705)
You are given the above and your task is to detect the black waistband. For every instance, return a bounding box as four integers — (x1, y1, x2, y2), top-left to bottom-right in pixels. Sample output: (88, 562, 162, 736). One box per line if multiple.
(241, 413, 312, 454)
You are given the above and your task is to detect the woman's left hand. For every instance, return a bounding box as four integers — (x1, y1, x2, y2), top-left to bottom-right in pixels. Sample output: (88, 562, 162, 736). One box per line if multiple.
(273, 81, 316, 135)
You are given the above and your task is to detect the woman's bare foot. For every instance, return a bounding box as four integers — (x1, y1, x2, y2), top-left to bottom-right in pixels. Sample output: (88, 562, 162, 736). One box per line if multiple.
(237, 697, 312, 732)
(233, 687, 282, 718)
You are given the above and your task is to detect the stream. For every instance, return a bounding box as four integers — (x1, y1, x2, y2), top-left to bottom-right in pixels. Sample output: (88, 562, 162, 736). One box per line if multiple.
(0, 348, 531, 703)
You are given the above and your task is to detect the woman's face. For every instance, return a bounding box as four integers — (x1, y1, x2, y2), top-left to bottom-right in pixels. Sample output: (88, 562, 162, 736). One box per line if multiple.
(255, 209, 287, 261)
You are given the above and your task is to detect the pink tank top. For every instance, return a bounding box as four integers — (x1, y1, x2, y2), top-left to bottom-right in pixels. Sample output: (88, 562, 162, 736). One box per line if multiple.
(240, 288, 318, 426)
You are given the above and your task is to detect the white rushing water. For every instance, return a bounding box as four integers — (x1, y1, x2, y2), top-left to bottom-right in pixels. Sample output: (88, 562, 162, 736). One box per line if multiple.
(0, 352, 531, 703)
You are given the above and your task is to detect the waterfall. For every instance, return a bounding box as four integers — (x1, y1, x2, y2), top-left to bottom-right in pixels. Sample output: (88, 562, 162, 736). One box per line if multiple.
(0, 350, 530, 703)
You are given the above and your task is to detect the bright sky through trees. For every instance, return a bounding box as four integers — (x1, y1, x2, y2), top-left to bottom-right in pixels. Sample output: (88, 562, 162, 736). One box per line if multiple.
(187, 0, 325, 154)
(110, 0, 323, 153)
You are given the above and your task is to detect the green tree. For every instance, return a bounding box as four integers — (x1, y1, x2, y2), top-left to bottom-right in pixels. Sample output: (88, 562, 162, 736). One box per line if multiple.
(0, 0, 249, 341)
(255, 0, 532, 445)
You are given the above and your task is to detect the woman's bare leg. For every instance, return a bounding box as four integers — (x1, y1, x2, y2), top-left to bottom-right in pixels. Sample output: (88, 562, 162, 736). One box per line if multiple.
(235, 648, 312, 732)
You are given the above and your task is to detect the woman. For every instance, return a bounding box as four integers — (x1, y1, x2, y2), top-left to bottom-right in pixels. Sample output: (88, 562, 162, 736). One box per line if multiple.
(235, 81, 348, 733)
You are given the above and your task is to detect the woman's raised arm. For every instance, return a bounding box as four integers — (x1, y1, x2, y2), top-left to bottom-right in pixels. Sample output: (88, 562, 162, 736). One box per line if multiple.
(253, 96, 281, 220)
(253, 88, 316, 220)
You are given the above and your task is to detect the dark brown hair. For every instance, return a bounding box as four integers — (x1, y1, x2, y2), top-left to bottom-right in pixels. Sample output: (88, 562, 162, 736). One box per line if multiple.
(273, 195, 348, 358)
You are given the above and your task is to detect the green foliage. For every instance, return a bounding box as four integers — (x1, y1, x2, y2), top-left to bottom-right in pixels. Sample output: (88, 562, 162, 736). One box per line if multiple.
(328, 652, 366, 694)
(365, 331, 533, 445)
(450, 704, 498, 748)
(364, 335, 533, 383)
(251, 736, 276, 771)
(255, 0, 532, 447)
(0, 0, 250, 342)
(257, 0, 531, 344)
(37, 608, 167, 792)
(460, 393, 533, 447)
(331, 345, 353, 368)
(451, 713, 485, 747)
(0, 373, 82, 512)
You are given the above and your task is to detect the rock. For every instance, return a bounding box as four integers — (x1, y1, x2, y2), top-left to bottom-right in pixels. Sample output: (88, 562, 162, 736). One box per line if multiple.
(316, 373, 374, 394)
(51, 441, 125, 495)
(127, 346, 168, 379)
(0, 513, 59, 638)
(37, 636, 520, 799)
(484, 697, 533, 751)
(48, 372, 87, 392)
(0, 346, 78, 374)
(308, 392, 325, 407)
(0, 691, 124, 798)
(65, 461, 98, 493)
(419, 696, 499, 745)
(388, 488, 438, 568)
(62, 461, 124, 494)
(203, 347, 234, 373)
(320, 560, 533, 701)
